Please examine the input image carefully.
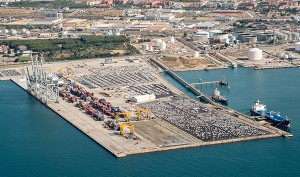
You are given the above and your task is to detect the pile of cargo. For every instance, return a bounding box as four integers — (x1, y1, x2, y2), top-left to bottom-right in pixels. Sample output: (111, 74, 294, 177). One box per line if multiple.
(59, 84, 122, 121)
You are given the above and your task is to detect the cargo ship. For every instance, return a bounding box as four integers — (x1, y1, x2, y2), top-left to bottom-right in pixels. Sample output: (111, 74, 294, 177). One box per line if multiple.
(250, 99, 291, 127)
(211, 88, 228, 104)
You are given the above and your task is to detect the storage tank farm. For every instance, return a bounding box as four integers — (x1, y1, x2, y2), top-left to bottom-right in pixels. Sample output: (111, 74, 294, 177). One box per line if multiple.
(248, 48, 263, 60)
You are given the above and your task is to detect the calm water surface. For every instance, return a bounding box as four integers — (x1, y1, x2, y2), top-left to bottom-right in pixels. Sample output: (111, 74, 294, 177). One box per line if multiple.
(0, 67, 299, 177)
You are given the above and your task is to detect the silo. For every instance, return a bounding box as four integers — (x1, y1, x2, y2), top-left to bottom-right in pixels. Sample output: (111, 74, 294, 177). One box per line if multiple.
(169, 37, 175, 43)
(159, 41, 166, 51)
(193, 51, 199, 58)
(295, 42, 300, 51)
(156, 39, 162, 46)
(248, 48, 263, 60)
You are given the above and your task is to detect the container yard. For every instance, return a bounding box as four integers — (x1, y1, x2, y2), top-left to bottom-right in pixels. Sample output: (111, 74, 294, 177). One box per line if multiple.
(9, 55, 290, 158)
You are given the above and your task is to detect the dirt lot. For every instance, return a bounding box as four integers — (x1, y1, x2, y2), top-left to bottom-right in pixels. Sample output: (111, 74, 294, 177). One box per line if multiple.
(133, 119, 201, 147)
(0, 7, 43, 19)
(67, 8, 123, 19)
(161, 55, 215, 70)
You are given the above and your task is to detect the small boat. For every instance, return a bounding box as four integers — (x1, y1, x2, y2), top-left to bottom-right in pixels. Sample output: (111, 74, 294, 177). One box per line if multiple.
(219, 76, 228, 86)
(231, 62, 237, 68)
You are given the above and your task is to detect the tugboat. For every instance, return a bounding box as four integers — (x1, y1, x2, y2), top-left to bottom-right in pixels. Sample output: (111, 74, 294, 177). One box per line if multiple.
(211, 88, 228, 104)
(250, 99, 291, 127)
(219, 76, 228, 86)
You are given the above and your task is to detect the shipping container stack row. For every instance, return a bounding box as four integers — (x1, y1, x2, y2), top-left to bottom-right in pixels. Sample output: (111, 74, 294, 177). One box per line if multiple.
(59, 84, 122, 122)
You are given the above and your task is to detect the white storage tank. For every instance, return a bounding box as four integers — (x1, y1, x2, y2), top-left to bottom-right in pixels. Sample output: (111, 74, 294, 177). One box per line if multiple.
(24, 31, 31, 37)
(209, 30, 222, 38)
(156, 39, 162, 46)
(248, 48, 263, 60)
(169, 37, 175, 43)
(159, 41, 166, 51)
(193, 51, 199, 58)
(213, 33, 229, 42)
(149, 46, 153, 51)
(224, 38, 229, 44)
(283, 54, 289, 59)
(3, 29, 9, 35)
(131, 94, 155, 103)
(10, 29, 17, 36)
(295, 42, 300, 51)
(21, 28, 27, 34)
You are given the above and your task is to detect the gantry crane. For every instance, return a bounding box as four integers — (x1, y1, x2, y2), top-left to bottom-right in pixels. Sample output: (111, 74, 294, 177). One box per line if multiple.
(58, 67, 72, 76)
(116, 111, 133, 122)
(135, 108, 152, 121)
(120, 123, 134, 135)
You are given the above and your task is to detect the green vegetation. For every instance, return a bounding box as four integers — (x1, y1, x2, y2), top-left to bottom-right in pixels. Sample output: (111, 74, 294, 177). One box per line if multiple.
(1, 35, 140, 61)
(9, 0, 90, 9)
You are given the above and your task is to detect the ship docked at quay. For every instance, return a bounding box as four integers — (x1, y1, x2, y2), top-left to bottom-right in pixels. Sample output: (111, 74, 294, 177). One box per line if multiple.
(250, 100, 291, 128)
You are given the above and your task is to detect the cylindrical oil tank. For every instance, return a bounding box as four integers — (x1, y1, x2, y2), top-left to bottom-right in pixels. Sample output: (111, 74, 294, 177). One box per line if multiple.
(193, 34, 208, 42)
(248, 48, 263, 60)
(295, 42, 300, 51)
(213, 33, 228, 42)
(246, 36, 257, 43)
(209, 30, 222, 38)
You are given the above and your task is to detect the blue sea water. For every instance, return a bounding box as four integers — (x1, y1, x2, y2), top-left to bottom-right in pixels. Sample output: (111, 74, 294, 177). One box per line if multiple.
(0, 67, 300, 177)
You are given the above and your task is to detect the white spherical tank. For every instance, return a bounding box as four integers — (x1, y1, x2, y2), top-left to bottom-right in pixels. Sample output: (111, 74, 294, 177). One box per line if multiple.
(169, 37, 175, 43)
(193, 51, 199, 58)
(3, 29, 9, 35)
(24, 30, 31, 37)
(10, 29, 17, 36)
(248, 48, 263, 60)
(283, 54, 289, 59)
(295, 42, 300, 51)
(21, 28, 27, 34)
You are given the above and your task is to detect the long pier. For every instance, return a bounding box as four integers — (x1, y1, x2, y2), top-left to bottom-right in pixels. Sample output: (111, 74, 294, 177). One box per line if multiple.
(191, 81, 220, 86)
(150, 58, 293, 137)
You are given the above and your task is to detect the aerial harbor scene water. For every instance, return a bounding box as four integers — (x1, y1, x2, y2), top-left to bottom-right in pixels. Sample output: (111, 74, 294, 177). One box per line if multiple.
(1, 0, 300, 176)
